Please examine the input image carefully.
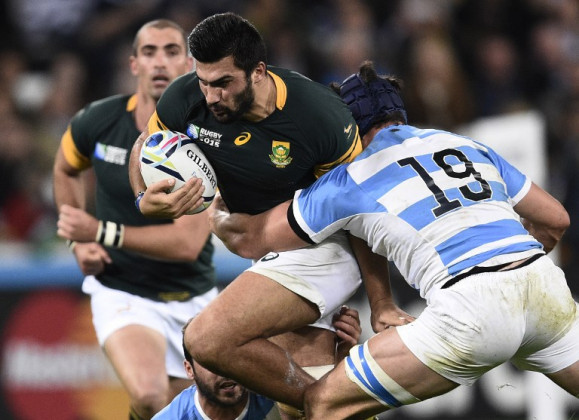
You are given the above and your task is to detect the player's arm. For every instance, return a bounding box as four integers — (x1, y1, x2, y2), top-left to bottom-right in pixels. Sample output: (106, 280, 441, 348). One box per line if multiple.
(348, 236, 414, 333)
(514, 182, 570, 253)
(58, 203, 211, 261)
(53, 143, 88, 211)
(209, 194, 309, 259)
(129, 127, 149, 197)
(53, 128, 113, 274)
(118, 212, 211, 261)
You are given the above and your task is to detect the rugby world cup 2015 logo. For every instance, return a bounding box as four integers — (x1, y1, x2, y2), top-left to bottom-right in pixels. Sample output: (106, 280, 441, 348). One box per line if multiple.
(187, 124, 200, 140)
(269, 141, 292, 168)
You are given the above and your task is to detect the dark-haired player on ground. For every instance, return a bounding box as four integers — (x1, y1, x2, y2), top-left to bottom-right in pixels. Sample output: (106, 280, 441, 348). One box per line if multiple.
(53, 20, 217, 420)
(128, 12, 411, 417)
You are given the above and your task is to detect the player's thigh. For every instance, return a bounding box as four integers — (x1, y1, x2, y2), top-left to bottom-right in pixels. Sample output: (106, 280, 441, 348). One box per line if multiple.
(248, 231, 362, 322)
(85, 276, 210, 381)
(368, 328, 458, 400)
(535, 302, 579, 397)
(270, 326, 336, 367)
(367, 328, 458, 399)
(194, 271, 321, 343)
(546, 359, 579, 397)
(104, 324, 169, 394)
(306, 328, 456, 419)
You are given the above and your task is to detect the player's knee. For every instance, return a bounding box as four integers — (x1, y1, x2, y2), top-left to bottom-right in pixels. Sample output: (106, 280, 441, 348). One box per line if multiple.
(130, 384, 169, 418)
(184, 316, 230, 367)
(303, 380, 331, 420)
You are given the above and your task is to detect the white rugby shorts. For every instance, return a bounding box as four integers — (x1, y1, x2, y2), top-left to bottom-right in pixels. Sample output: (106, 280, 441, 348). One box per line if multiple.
(247, 230, 362, 330)
(396, 255, 578, 386)
(82, 276, 219, 379)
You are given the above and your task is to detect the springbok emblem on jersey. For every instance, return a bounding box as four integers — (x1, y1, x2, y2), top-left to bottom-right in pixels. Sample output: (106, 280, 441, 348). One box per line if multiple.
(269, 141, 293, 168)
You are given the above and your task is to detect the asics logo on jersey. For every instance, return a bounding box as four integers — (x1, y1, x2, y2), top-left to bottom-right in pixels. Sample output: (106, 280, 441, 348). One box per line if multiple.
(187, 124, 222, 148)
(344, 123, 353, 135)
(234, 132, 251, 146)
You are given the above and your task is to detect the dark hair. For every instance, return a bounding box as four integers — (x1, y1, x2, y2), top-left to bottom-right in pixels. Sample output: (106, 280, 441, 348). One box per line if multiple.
(333, 60, 407, 136)
(188, 12, 267, 76)
(182, 318, 193, 365)
(132, 19, 188, 56)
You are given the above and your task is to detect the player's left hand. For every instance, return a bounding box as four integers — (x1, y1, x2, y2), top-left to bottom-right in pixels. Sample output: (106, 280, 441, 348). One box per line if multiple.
(370, 299, 415, 333)
(139, 177, 205, 218)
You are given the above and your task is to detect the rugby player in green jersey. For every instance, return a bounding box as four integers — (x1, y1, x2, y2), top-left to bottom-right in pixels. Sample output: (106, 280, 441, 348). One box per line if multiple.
(53, 20, 218, 420)
(128, 13, 411, 418)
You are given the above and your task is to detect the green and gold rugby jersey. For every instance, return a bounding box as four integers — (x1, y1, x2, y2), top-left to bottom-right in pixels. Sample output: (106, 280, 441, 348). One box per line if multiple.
(61, 94, 215, 301)
(150, 66, 362, 214)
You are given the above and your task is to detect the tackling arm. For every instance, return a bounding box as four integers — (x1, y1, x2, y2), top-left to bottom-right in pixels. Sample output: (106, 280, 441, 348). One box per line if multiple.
(209, 195, 309, 259)
(514, 182, 570, 253)
(348, 236, 414, 333)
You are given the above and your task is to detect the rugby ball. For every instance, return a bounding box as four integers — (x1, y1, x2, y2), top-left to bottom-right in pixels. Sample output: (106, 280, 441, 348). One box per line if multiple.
(140, 130, 217, 214)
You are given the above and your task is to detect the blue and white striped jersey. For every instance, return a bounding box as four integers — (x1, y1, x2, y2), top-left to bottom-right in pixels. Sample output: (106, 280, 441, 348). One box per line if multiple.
(152, 384, 279, 420)
(290, 125, 543, 299)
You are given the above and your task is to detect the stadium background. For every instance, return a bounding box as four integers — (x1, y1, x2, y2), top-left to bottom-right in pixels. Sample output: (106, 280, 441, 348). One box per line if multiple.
(0, 0, 577, 419)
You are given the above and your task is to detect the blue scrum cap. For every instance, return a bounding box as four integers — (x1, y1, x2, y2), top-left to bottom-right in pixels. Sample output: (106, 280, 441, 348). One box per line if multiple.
(339, 73, 407, 137)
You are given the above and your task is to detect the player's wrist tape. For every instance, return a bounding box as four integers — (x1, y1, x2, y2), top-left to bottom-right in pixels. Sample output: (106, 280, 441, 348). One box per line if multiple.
(96, 220, 125, 248)
(135, 191, 145, 212)
(65, 239, 77, 253)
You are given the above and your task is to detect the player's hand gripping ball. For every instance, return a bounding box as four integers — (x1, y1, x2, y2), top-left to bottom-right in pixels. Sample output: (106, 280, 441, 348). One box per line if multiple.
(140, 130, 217, 214)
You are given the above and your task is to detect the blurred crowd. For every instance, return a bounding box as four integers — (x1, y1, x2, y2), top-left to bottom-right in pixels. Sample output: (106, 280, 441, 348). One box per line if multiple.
(1, 0, 578, 280)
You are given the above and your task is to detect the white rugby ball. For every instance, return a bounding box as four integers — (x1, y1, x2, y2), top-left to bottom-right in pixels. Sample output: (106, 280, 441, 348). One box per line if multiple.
(140, 130, 217, 214)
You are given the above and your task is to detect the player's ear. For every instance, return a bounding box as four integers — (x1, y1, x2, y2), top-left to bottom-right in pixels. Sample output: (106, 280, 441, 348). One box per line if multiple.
(129, 55, 139, 76)
(184, 360, 194, 380)
(252, 62, 267, 84)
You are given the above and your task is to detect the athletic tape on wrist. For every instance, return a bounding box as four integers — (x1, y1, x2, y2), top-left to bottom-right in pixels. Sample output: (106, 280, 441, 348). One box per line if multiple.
(66, 239, 77, 253)
(135, 191, 145, 212)
(96, 220, 125, 248)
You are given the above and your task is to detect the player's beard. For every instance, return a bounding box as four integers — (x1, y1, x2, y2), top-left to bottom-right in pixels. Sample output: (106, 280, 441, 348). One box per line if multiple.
(195, 376, 247, 407)
(209, 75, 254, 123)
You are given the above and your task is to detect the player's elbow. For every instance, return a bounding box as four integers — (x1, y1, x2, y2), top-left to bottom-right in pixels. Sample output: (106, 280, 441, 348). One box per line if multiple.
(235, 246, 267, 260)
(551, 208, 570, 241)
(544, 202, 571, 240)
(223, 233, 268, 260)
(525, 207, 570, 253)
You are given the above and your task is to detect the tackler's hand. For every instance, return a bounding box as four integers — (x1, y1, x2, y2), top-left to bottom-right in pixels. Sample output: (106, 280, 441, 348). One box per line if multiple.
(370, 298, 415, 333)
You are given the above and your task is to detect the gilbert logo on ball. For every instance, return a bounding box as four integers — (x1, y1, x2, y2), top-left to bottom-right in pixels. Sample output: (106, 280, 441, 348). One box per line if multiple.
(140, 130, 217, 214)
